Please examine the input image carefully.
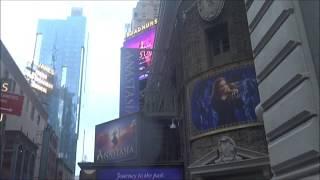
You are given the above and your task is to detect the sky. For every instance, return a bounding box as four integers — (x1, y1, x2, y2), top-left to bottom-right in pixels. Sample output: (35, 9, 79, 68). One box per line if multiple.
(0, 0, 137, 176)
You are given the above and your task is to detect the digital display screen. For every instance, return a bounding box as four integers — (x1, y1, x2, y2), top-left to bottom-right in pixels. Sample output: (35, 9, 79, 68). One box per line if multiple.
(123, 26, 156, 81)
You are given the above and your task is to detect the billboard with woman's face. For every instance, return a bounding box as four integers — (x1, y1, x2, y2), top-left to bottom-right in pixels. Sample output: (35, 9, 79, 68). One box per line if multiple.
(190, 64, 260, 132)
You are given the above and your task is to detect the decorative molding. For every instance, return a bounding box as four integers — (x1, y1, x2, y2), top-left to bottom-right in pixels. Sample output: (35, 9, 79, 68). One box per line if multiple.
(266, 110, 316, 142)
(253, 8, 294, 58)
(249, 0, 274, 33)
(257, 40, 301, 84)
(245, 0, 254, 12)
(261, 73, 309, 111)
(272, 150, 320, 176)
(197, 0, 225, 22)
(189, 157, 270, 176)
(190, 123, 264, 142)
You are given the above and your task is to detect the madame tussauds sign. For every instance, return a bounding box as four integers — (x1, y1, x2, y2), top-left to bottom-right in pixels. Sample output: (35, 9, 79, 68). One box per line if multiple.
(95, 116, 138, 162)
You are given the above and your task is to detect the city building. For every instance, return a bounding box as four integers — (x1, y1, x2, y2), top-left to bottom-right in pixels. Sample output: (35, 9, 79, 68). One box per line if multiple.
(130, 0, 160, 30)
(79, 0, 319, 179)
(0, 41, 48, 179)
(245, 0, 319, 179)
(145, 0, 271, 179)
(39, 125, 58, 179)
(36, 7, 87, 176)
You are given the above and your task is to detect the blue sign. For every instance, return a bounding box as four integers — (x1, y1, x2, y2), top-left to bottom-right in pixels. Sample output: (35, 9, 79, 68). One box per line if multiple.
(120, 48, 140, 117)
(97, 167, 183, 180)
(191, 64, 260, 131)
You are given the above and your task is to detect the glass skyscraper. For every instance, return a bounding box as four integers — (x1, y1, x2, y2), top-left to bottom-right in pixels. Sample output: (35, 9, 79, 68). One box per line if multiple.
(37, 7, 86, 173)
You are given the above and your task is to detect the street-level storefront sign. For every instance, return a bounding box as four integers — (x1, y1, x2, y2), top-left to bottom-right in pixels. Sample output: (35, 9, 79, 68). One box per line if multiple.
(0, 92, 24, 116)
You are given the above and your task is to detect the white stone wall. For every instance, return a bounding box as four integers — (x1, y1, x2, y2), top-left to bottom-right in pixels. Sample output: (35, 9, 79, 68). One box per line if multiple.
(246, 0, 319, 179)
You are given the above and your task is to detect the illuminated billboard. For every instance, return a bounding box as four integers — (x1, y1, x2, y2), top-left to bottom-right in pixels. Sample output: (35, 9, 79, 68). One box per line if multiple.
(123, 26, 156, 49)
(95, 115, 138, 162)
(25, 63, 54, 94)
(123, 22, 157, 81)
(120, 19, 157, 116)
(189, 64, 260, 133)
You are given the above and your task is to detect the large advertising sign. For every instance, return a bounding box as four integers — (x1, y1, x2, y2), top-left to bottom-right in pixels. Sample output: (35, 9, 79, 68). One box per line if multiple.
(0, 92, 24, 116)
(95, 115, 138, 162)
(25, 63, 54, 94)
(97, 166, 183, 180)
(190, 64, 260, 132)
(123, 26, 156, 81)
(119, 48, 140, 116)
(120, 20, 157, 117)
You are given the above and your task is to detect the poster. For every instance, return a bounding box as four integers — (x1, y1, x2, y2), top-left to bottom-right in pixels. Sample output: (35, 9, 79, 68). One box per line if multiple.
(95, 115, 138, 162)
(191, 65, 260, 131)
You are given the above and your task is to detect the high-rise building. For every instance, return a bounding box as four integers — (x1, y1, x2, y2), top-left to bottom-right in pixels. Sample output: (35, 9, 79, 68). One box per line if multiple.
(36, 7, 86, 175)
(131, 0, 160, 30)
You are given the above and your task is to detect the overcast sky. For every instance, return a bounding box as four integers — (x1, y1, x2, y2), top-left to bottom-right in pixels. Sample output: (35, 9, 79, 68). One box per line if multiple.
(1, 0, 137, 176)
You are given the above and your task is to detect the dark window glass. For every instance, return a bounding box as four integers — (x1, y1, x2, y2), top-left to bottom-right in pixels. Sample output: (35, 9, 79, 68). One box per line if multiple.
(2, 151, 13, 179)
(15, 145, 23, 179)
(30, 106, 35, 120)
(207, 23, 230, 57)
(37, 115, 41, 125)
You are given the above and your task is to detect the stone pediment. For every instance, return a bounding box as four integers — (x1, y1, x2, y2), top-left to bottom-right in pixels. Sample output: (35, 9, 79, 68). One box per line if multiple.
(188, 136, 270, 176)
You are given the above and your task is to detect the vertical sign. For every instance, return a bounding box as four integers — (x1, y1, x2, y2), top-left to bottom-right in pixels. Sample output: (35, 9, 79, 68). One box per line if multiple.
(119, 48, 140, 116)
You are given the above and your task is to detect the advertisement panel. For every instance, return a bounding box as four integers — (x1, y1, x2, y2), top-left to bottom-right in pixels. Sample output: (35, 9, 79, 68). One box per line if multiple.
(123, 26, 156, 49)
(0, 92, 24, 116)
(123, 26, 156, 81)
(119, 48, 140, 116)
(190, 64, 260, 131)
(97, 166, 183, 180)
(95, 115, 138, 163)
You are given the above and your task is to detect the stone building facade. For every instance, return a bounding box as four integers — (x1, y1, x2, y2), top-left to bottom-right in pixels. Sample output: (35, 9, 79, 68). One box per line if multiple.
(131, 0, 160, 30)
(145, 0, 271, 179)
(245, 0, 319, 179)
(0, 41, 48, 179)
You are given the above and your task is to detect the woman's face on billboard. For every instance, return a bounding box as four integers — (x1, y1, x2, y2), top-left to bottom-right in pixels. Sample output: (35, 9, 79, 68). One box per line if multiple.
(217, 79, 231, 95)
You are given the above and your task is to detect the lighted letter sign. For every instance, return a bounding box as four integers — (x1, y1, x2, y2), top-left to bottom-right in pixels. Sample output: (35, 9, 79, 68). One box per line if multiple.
(25, 63, 54, 94)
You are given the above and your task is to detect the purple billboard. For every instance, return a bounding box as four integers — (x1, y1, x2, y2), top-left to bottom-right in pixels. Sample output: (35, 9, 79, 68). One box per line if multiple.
(95, 115, 138, 162)
(123, 26, 156, 81)
(97, 166, 184, 180)
(123, 26, 156, 49)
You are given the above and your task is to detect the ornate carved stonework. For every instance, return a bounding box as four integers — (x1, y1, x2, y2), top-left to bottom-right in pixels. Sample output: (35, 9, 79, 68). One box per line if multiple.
(197, 0, 225, 22)
(215, 136, 242, 163)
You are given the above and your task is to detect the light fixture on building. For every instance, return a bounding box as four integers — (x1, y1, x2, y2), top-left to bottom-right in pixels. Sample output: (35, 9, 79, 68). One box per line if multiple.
(170, 119, 176, 129)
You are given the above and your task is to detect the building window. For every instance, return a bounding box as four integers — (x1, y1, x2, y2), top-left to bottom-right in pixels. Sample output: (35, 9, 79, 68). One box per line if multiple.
(4, 70, 9, 78)
(37, 115, 41, 125)
(207, 23, 230, 57)
(30, 106, 35, 120)
(11, 80, 16, 93)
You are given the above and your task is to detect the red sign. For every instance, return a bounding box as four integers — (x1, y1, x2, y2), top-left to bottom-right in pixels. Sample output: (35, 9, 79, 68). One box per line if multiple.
(0, 92, 24, 116)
